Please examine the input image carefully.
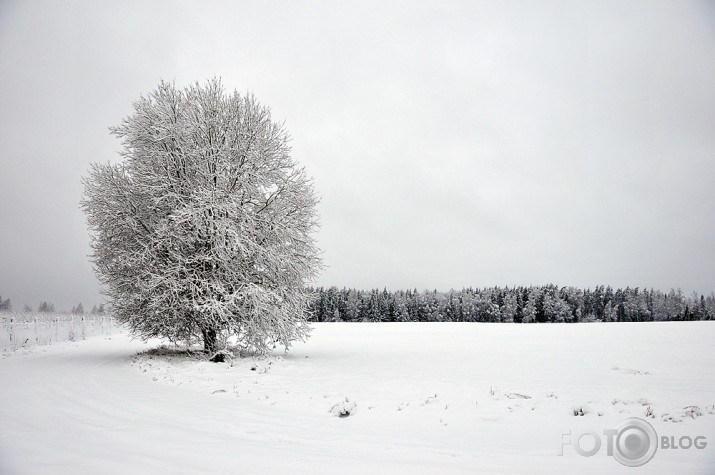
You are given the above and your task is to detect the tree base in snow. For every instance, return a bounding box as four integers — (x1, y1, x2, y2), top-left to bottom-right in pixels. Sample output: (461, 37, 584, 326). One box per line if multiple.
(208, 350, 232, 363)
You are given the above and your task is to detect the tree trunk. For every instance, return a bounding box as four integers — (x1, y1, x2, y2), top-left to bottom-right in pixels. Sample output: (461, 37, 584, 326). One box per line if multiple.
(202, 327, 218, 353)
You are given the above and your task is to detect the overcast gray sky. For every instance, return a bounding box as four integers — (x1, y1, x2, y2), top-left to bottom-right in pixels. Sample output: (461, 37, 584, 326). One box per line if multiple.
(1, 0, 714, 311)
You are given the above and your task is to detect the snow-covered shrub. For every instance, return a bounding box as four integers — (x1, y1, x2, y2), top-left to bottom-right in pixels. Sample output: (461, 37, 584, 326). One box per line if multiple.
(330, 397, 357, 418)
(682, 406, 702, 419)
(571, 405, 591, 416)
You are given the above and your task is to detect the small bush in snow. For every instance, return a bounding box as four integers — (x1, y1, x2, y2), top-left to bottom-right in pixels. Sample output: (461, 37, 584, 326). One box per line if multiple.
(330, 397, 357, 418)
(572, 405, 590, 416)
(682, 406, 702, 419)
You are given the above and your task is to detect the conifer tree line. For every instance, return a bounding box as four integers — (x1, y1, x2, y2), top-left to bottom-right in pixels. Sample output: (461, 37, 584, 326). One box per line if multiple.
(3, 287, 714, 323)
(307, 286, 715, 323)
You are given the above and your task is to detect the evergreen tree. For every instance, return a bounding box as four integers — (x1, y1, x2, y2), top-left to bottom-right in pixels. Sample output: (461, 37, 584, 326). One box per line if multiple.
(522, 290, 538, 323)
(38, 301, 55, 313)
(603, 300, 618, 322)
(0, 296, 11, 312)
(501, 292, 518, 323)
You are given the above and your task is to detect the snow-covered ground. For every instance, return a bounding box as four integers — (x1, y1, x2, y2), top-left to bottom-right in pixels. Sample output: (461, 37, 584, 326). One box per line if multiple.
(1, 322, 714, 474)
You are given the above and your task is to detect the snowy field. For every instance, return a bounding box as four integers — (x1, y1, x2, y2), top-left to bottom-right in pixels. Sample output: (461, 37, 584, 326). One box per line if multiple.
(1, 322, 714, 474)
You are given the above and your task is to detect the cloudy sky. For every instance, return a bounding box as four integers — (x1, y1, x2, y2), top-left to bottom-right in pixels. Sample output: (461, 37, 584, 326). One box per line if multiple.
(1, 0, 714, 311)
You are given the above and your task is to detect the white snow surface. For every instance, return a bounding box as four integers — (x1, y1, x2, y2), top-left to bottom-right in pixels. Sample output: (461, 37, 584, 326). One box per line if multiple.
(1, 322, 714, 474)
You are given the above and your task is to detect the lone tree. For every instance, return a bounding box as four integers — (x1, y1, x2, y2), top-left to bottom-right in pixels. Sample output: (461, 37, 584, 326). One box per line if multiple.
(82, 79, 321, 354)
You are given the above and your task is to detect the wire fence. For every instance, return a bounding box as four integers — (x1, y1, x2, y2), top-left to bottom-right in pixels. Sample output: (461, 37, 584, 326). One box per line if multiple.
(0, 314, 124, 351)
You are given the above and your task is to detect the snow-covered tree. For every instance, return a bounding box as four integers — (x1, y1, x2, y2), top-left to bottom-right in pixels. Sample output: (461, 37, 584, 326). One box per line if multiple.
(0, 295, 11, 312)
(330, 308, 341, 322)
(603, 300, 618, 322)
(560, 286, 583, 321)
(522, 289, 538, 323)
(623, 290, 650, 322)
(543, 294, 572, 323)
(500, 292, 518, 323)
(344, 290, 360, 322)
(665, 288, 685, 320)
(706, 293, 715, 320)
(394, 296, 410, 322)
(82, 79, 321, 354)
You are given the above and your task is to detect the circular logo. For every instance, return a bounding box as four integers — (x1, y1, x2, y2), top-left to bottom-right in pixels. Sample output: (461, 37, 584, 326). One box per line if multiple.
(613, 418, 658, 467)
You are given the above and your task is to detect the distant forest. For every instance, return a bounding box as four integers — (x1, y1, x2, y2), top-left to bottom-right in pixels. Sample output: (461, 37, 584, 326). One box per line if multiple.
(307, 286, 715, 323)
(3, 287, 714, 323)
